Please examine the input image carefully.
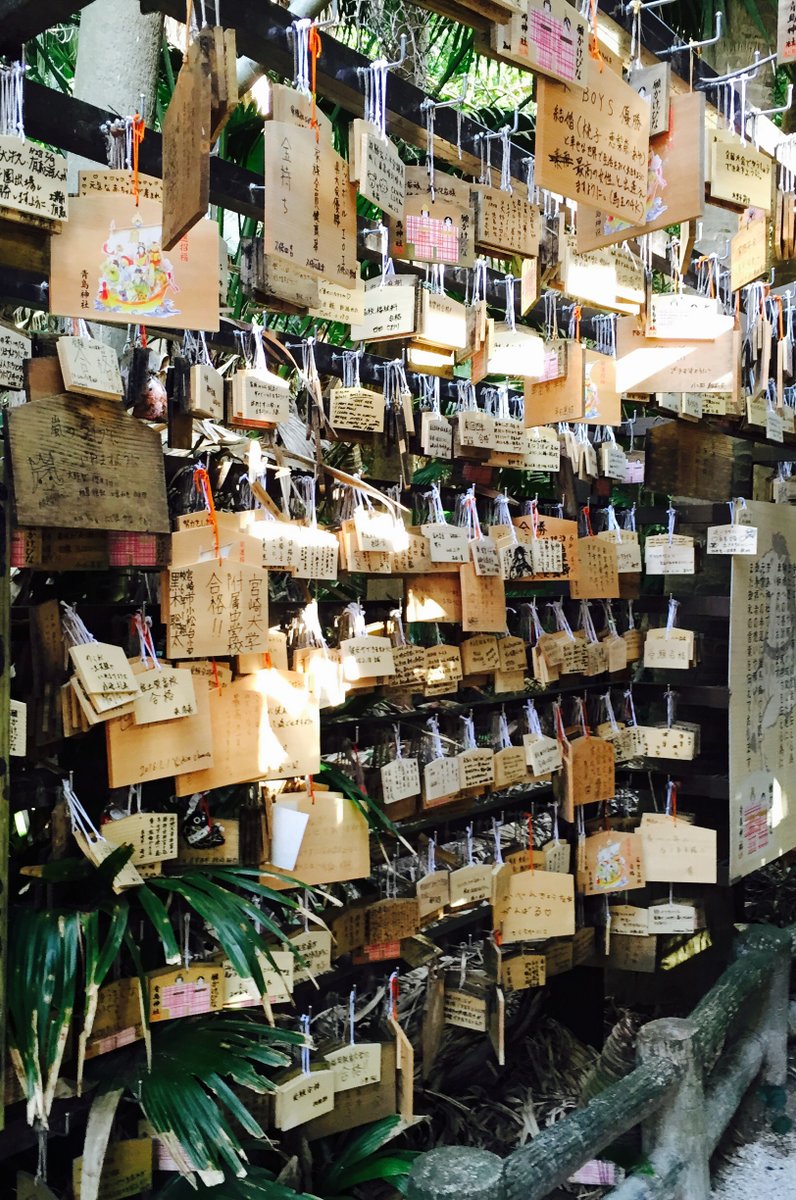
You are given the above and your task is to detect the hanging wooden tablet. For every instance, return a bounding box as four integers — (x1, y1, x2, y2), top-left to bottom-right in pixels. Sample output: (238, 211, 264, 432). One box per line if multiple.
(72, 1138, 153, 1200)
(460, 562, 506, 633)
(8, 393, 169, 533)
(493, 869, 576, 943)
(425, 644, 464, 694)
(640, 813, 717, 884)
(305, 1041, 398, 1138)
(578, 92, 705, 253)
(105, 682, 214, 788)
(444, 983, 489, 1032)
(474, 186, 540, 258)
(163, 560, 269, 659)
(56, 335, 123, 399)
(536, 58, 650, 223)
(569, 537, 620, 599)
(577, 830, 645, 896)
(349, 119, 405, 220)
(102, 813, 178, 864)
(491, 0, 587, 85)
(50, 188, 220, 330)
(229, 366, 290, 427)
(262, 790, 370, 888)
(208, 26, 238, 139)
(561, 735, 615, 822)
(162, 31, 212, 249)
(422, 755, 461, 807)
(263, 120, 358, 286)
(616, 319, 740, 396)
(627, 63, 671, 136)
(393, 167, 475, 267)
(710, 131, 773, 213)
(324, 1041, 383, 1093)
(273, 1066, 336, 1131)
(731, 212, 768, 291)
(0, 134, 67, 225)
(175, 669, 320, 795)
(0, 321, 30, 391)
(350, 276, 417, 341)
(416, 869, 450, 921)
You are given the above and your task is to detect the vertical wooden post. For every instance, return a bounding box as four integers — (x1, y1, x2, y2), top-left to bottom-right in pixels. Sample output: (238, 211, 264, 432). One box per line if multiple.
(407, 1147, 505, 1200)
(748, 928, 791, 1088)
(0, 429, 10, 1129)
(636, 1018, 709, 1200)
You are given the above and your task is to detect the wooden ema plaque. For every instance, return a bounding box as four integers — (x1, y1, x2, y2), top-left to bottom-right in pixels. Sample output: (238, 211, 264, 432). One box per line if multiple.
(263, 121, 358, 287)
(8, 393, 169, 534)
(561, 735, 615, 822)
(577, 93, 706, 252)
(162, 31, 212, 250)
(49, 187, 220, 331)
(535, 57, 650, 223)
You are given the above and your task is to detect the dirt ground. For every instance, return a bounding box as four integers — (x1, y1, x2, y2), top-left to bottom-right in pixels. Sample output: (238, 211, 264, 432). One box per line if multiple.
(711, 1046, 796, 1199)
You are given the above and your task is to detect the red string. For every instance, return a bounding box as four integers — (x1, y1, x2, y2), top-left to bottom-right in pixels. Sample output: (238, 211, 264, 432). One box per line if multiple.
(308, 27, 322, 143)
(210, 658, 222, 692)
(132, 113, 145, 207)
(193, 465, 220, 563)
(527, 812, 534, 871)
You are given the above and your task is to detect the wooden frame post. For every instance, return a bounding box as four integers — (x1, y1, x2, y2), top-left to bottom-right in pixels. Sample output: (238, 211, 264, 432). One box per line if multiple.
(408, 1147, 505, 1200)
(636, 1019, 709, 1200)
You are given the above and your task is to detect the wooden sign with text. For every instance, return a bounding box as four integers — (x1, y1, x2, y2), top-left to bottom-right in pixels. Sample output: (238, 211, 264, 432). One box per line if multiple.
(536, 59, 650, 223)
(8, 393, 169, 533)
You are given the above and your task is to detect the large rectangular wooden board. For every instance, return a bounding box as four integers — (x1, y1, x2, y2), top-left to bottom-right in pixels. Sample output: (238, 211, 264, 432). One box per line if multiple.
(616, 318, 739, 396)
(577, 92, 706, 252)
(8, 393, 169, 532)
(645, 421, 750, 502)
(730, 502, 796, 879)
(535, 57, 650, 223)
(49, 190, 220, 331)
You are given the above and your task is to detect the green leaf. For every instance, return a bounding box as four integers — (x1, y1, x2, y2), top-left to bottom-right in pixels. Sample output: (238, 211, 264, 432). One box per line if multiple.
(323, 1116, 409, 1189)
(137, 884, 180, 964)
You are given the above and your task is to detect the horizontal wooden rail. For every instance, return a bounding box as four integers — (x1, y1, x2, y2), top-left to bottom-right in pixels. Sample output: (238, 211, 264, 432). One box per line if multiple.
(408, 924, 796, 1200)
(501, 1060, 680, 1200)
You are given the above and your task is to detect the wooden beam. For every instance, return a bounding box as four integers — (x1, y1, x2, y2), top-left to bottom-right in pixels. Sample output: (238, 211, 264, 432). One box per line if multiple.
(21, 79, 262, 219)
(140, 0, 532, 185)
(0, 0, 94, 55)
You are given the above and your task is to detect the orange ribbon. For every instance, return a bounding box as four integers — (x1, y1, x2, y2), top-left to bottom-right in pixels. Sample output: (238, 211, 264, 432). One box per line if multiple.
(582, 504, 594, 537)
(132, 113, 145, 207)
(193, 465, 220, 562)
(588, 0, 604, 68)
(573, 304, 582, 342)
(309, 26, 322, 144)
(774, 295, 785, 341)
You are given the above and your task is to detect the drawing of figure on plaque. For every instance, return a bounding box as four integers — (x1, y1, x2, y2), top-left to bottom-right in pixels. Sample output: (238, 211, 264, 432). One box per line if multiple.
(594, 839, 629, 891)
(601, 148, 668, 239)
(96, 214, 179, 318)
(506, 542, 534, 580)
(750, 532, 796, 752)
(404, 210, 460, 264)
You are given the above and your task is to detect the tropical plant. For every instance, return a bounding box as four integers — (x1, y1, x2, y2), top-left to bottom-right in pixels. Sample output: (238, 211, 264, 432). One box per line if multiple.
(82, 1015, 306, 1193)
